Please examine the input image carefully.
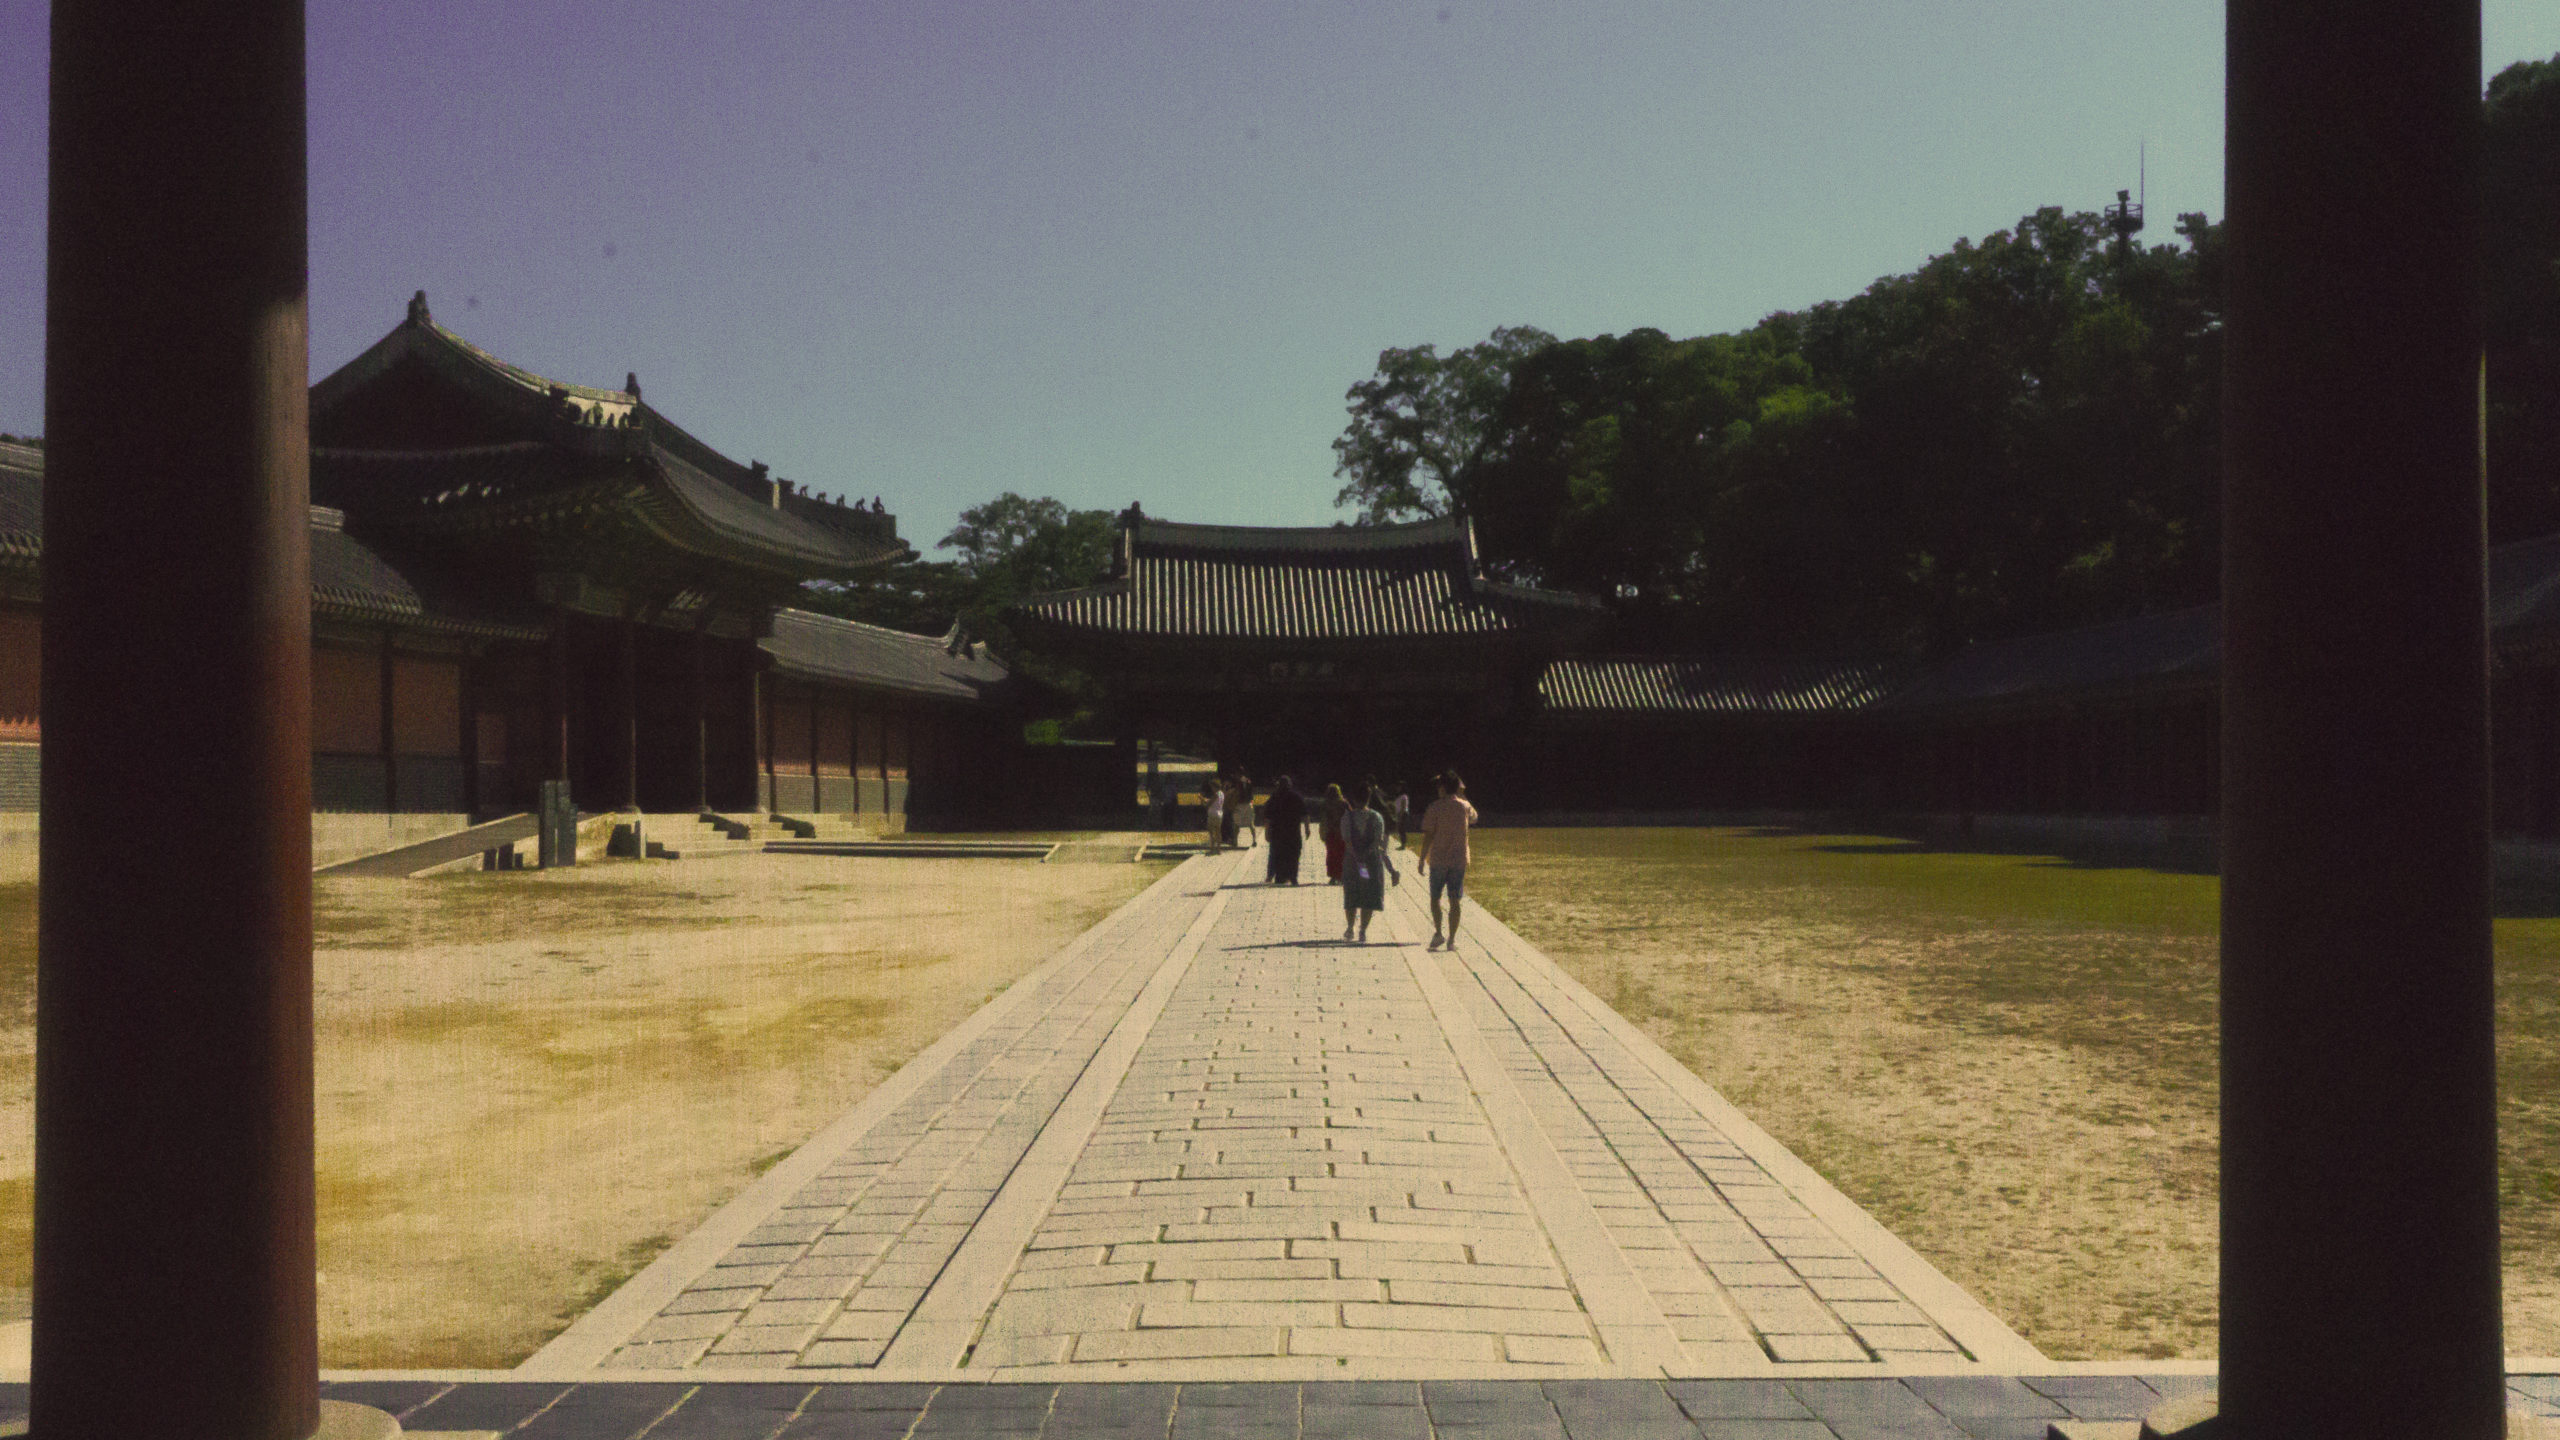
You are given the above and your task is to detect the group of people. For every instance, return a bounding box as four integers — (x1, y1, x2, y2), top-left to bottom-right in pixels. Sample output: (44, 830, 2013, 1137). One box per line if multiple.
(1199, 770, 1478, 948)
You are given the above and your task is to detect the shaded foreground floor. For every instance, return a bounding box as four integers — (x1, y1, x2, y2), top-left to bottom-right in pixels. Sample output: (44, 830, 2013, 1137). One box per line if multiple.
(528, 848, 2033, 1382)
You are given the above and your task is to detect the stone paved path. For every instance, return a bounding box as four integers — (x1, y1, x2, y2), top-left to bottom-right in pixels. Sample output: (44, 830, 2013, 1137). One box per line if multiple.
(525, 848, 2042, 1382)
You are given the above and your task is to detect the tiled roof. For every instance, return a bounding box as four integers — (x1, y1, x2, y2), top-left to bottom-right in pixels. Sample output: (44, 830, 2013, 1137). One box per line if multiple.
(1880, 606, 2221, 713)
(0, 440, 38, 566)
(761, 609, 1010, 704)
(312, 441, 908, 579)
(308, 298, 908, 579)
(1877, 532, 2560, 713)
(1539, 656, 1910, 716)
(1012, 514, 1602, 643)
(0, 445, 541, 638)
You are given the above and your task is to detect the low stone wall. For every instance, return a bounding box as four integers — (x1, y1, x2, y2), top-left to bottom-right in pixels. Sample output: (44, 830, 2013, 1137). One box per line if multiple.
(2, 810, 479, 882)
(311, 813, 475, 869)
(0, 812, 34, 884)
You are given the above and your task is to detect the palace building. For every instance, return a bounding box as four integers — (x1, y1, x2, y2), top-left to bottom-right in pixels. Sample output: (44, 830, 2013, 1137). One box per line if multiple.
(1009, 507, 2560, 850)
(1008, 509, 1602, 787)
(0, 295, 1022, 867)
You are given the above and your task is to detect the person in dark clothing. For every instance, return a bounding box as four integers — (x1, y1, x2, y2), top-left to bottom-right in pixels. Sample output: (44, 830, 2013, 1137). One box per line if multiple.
(1262, 776, 1308, 884)
(1339, 783, 1398, 941)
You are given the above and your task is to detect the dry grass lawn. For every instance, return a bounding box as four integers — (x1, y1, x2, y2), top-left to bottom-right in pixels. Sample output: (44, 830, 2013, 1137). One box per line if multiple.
(1465, 825, 2560, 1362)
(0, 845, 1171, 1368)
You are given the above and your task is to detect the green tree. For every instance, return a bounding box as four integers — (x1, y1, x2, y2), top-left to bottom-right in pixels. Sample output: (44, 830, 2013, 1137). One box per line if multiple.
(798, 556, 974, 636)
(939, 492, 1120, 594)
(1782, 204, 2224, 651)
(2487, 53, 2560, 542)
(796, 492, 1120, 727)
(1331, 325, 1555, 523)
(1342, 206, 2226, 658)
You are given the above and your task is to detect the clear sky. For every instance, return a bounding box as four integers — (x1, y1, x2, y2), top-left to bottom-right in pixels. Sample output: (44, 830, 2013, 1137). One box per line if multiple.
(4, 4, 2556, 560)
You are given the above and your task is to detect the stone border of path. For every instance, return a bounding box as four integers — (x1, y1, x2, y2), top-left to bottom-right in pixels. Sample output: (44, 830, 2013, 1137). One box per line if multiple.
(523, 854, 1219, 1376)
(1389, 882, 2045, 1371)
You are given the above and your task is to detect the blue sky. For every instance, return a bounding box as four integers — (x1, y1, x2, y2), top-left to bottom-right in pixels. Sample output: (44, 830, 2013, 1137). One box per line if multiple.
(4, 3, 2557, 559)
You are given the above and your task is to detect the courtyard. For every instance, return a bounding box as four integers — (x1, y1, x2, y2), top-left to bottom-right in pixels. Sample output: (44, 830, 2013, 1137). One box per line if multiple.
(0, 824, 2554, 1372)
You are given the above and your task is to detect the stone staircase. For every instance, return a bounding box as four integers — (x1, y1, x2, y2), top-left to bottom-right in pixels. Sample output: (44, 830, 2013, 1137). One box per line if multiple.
(638, 812, 902, 859)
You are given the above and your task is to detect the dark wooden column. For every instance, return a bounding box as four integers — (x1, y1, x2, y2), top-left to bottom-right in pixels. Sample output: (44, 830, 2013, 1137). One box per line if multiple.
(617, 613, 639, 811)
(459, 645, 480, 820)
(2216, 0, 2501, 1433)
(38, 0, 324, 1435)
(691, 622, 709, 813)
(2537, 665, 2560, 838)
(546, 604, 571, 784)
(377, 630, 398, 814)
(758, 666, 775, 814)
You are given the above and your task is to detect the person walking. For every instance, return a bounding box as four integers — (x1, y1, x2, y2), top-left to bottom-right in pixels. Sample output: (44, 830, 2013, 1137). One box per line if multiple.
(1220, 777, 1243, 850)
(1262, 775, 1307, 884)
(1203, 776, 1226, 854)
(1317, 783, 1350, 884)
(1237, 775, 1258, 849)
(1340, 784, 1397, 942)
(1418, 771, 1478, 950)
(1393, 785, 1413, 847)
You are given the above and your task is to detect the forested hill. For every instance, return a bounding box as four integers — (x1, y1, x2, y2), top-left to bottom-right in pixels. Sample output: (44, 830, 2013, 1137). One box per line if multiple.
(1334, 53, 2560, 661)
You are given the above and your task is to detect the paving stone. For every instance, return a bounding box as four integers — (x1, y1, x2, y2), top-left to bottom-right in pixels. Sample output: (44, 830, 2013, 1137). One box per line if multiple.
(1502, 1333, 1605, 1366)
(1301, 1406, 1433, 1440)
(1149, 1254, 1335, 1280)
(1291, 1237, 1470, 1264)
(1075, 1325, 1288, 1361)
(1139, 1299, 1343, 1328)
(742, 1299, 838, 1327)
(1665, 1380, 1817, 1420)
(400, 1382, 574, 1431)
(1344, 1302, 1591, 1337)
(631, 1311, 739, 1343)
(664, 1287, 764, 1315)
(1727, 1287, 1847, 1335)
(1115, 1237, 1292, 1263)
(2018, 1377, 2164, 1419)
(1385, 1278, 1582, 1311)
(318, 1381, 454, 1421)
(514, 1384, 696, 1440)
(601, 1338, 714, 1368)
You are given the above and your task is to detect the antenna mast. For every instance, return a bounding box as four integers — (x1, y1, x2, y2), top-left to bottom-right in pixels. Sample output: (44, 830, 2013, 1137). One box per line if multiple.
(2105, 143, 2147, 262)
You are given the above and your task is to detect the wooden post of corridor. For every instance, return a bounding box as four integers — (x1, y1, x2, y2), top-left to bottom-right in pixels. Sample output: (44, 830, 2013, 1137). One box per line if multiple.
(2215, 0, 2503, 1435)
(39, 2, 330, 1437)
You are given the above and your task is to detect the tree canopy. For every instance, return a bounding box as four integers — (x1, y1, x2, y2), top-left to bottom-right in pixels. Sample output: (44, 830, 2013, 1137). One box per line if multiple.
(1336, 57, 2560, 660)
(1337, 206, 2224, 657)
(797, 492, 1121, 726)
(1331, 325, 1555, 524)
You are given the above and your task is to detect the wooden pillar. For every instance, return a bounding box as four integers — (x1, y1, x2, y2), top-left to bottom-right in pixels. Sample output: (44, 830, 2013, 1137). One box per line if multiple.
(691, 623, 708, 813)
(2215, 0, 2500, 1432)
(37, 0, 328, 1433)
(757, 667, 775, 815)
(377, 631, 398, 814)
(617, 613, 638, 811)
(2536, 666, 2560, 838)
(459, 646, 480, 820)
(546, 605, 570, 784)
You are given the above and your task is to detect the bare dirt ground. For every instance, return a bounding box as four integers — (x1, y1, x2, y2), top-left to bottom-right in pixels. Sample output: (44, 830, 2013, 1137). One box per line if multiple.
(0, 845, 1171, 1368)
(1464, 826, 2560, 1362)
